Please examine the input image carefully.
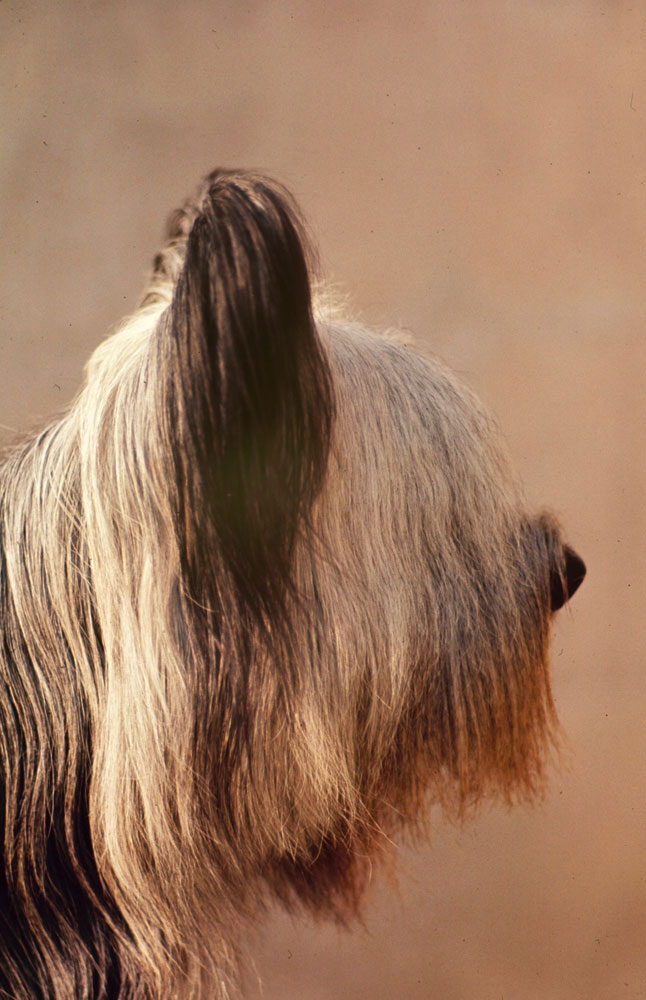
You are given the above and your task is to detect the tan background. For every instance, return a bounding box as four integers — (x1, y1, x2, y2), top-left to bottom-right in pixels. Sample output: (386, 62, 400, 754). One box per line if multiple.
(1, 2, 644, 998)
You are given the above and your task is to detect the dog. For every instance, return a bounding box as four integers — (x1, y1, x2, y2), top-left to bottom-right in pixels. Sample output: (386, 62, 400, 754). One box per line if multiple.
(0, 169, 585, 999)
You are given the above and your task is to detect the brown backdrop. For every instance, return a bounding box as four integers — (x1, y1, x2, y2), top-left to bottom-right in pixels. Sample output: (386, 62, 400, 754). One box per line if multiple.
(2, 3, 644, 998)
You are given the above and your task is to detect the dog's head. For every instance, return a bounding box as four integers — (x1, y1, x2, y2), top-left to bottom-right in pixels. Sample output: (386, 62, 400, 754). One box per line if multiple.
(0, 170, 584, 999)
(85, 170, 583, 914)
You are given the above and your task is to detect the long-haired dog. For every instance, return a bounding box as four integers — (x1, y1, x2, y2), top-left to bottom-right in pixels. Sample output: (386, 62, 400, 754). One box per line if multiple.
(0, 170, 585, 999)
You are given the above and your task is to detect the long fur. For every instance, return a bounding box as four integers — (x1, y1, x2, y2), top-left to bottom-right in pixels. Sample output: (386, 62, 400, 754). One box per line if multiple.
(0, 170, 584, 999)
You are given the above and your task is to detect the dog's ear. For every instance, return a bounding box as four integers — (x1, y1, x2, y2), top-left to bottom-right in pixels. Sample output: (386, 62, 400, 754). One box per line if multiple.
(163, 172, 334, 616)
(550, 545, 586, 611)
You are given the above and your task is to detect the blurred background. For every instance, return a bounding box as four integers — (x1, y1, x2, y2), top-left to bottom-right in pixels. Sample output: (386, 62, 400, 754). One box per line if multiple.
(1, 2, 643, 997)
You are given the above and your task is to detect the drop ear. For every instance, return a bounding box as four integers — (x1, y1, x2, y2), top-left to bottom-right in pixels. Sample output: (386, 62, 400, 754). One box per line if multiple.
(550, 545, 586, 611)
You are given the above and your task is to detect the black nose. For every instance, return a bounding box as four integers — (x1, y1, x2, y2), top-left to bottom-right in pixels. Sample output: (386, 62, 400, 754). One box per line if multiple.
(550, 545, 586, 611)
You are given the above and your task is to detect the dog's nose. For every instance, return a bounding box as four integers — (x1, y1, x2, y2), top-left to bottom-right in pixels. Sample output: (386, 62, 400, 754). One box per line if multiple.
(550, 545, 586, 611)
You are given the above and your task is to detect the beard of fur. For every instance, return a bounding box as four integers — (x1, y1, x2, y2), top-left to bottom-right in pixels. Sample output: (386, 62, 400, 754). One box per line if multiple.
(264, 322, 560, 913)
(0, 178, 562, 999)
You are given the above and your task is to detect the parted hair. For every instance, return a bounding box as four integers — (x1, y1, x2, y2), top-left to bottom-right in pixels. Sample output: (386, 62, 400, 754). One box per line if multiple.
(0, 170, 584, 999)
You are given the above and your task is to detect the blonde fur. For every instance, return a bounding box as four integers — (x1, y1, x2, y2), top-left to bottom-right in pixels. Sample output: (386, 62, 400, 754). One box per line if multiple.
(0, 170, 582, 999)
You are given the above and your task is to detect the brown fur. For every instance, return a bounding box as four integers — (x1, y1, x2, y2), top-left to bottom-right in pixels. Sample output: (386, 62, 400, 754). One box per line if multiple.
(0, 170, 584, 999)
